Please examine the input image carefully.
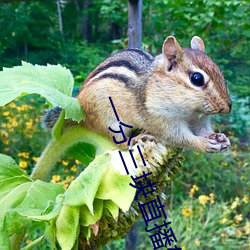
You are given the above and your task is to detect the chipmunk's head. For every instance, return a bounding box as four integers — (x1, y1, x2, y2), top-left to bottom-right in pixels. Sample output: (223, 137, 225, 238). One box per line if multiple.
(153, 36, 232, 116)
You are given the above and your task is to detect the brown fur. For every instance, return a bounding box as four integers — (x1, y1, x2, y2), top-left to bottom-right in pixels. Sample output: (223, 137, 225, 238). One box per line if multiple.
(77, 36, 231, 152)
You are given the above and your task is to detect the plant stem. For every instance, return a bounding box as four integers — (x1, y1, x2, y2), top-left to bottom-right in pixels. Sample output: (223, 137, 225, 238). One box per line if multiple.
(30, 125, 117, 181)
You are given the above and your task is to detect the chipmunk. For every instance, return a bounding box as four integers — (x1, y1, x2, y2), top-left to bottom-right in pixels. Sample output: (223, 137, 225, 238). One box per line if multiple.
(43, 36, 232, 153)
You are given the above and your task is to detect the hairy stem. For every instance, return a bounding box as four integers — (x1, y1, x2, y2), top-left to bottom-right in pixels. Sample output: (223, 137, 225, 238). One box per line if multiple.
(30, 126, 117, 181)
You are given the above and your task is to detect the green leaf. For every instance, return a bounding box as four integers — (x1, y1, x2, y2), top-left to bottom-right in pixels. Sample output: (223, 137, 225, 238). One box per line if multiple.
(80, 226, 92, 240)
(45, 220, 56, 249)
(0, 154, 30, 181)
(56, 205, 80, 250)
(103, 200, 119, 219)
(20, 181, 64, 213)
(0, 154, 65, 244)
(79, 199, 103, 227)
(0, 231, 10, 250)
(0, 62, 85, 122)
(0, 181, 64, 238)
(3, 210, 31, 237)
(66, 142, 96, 165)
(96, 166, 135, 212)
(0, 176, 32, 201)
(26, 196, 64, 222)
(64, 153, 110, 213)
(0, 182, 32, 218)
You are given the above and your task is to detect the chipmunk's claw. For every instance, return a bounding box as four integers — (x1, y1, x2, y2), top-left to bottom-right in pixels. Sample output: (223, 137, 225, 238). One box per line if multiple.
(129, 133, 156, 150)
(207, 133, 230, 152)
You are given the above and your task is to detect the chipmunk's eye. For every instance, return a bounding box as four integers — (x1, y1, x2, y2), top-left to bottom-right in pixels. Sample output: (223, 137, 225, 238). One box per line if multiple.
(190, 72, 204, 87)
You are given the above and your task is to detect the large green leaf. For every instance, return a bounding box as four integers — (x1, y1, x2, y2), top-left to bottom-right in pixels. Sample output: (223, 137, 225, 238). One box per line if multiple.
(0, 62, 85, 122)
(0, 154, 65, 248)
(63, 154, 110, 213)
(56, 205, 80, 250)
(96, 166, 135, 212)
(20, 181, 64, 213)
(79, 199, 103, 227)
(0, 176, 31, 201)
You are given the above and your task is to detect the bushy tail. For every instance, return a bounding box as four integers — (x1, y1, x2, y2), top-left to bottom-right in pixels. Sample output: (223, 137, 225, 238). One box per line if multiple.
(41, 106, 62, 130)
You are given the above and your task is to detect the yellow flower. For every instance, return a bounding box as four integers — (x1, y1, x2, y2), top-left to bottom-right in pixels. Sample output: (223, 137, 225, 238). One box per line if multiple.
(231, 197, 240, 209)
(26, 121, 33, 129)
(17, 105, 30, 112)
(220, 217, 228, 224)
(19, 161, 28, 169)
(62, 160, 69, 166)
(234, 214, 243, 224)
(243, 195, 248, 204)
(209, 193, 215, 204)
(221, 162, 228, 167)
(11, 119, 18, 127)
(181, 247, 186, 250)
(244, 221, 250, 234)
(236, 229, 242, 237)
(4, 147, 10, 152)
(0, 130, 8, 138)
(63, 182, 69, 189)
(3, 111, 9, 116)
(9, 102, 16, 108)
(194, 238, 201, 247)
(182, 207, 192, 217)
(51, 175, 61, 183)
(32, 157, 39, 162)
(232, 150, 237, 156)
(198, 195, 210, 206)
(75, 159, 81, 165)
(71, 165, 77, 172)
(3, 138, 9, 145)
(189, 184, 199, 197)
(66, 176, 75, 182)
(18, 152, 30, 159)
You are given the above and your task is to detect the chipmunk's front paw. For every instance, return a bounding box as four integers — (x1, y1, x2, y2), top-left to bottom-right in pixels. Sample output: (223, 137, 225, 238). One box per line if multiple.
(130, 133, 156, 150)
(206, 133, 230, 152)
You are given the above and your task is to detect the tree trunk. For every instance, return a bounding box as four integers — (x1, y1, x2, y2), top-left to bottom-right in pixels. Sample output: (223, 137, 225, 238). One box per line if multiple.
(82, 0, 89, 41)
(56, 0, 63, 36)
(128, 0, 142, 49)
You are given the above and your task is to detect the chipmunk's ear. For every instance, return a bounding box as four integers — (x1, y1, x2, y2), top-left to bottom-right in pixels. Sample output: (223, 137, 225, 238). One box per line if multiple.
(162, 36, 184, 63)
(191, 36, 205, 52)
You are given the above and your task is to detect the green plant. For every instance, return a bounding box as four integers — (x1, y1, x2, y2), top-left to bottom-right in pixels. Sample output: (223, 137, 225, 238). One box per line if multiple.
(0, 62, 182, 249)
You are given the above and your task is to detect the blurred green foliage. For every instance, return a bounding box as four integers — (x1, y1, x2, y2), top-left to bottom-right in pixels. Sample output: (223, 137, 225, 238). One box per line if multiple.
(0, 0, 249, 97)
(0, 0, 249, 249)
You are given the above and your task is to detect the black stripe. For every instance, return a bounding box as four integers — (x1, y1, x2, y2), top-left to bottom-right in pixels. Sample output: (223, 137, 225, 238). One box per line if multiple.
(91, 60, 140, 79)
(125, 48, 154, 62)
(96, 73, 130, 85)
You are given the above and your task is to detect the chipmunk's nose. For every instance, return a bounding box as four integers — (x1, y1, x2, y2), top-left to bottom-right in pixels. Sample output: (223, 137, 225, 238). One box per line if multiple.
(219, 101, 232, 114)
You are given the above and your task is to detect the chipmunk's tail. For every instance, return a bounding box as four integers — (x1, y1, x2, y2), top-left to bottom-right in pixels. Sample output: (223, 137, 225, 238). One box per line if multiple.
(41, 106, 62, 130)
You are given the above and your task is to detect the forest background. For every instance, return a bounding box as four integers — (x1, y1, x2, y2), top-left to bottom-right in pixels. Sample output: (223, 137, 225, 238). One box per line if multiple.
(0, 0, 249, 249)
